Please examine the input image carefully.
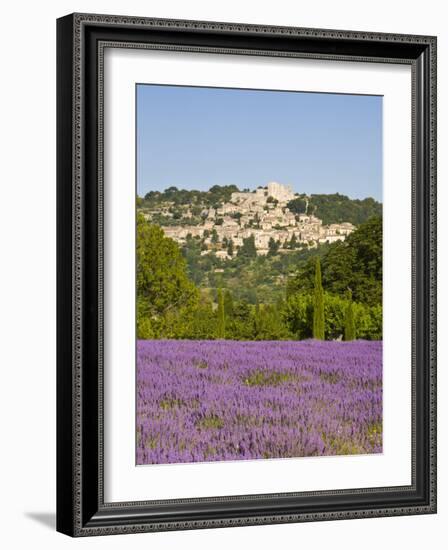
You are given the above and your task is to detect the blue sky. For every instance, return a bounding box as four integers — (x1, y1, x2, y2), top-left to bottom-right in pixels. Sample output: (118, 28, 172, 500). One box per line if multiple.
(137, 84, 382, 201)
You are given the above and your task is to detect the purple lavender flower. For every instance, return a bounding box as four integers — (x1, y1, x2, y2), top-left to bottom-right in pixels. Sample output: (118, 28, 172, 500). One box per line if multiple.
(136, 339, 382, 464)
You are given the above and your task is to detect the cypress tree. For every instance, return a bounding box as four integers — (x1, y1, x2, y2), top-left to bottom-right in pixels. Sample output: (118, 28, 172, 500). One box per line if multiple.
(290, 232, 298, 249)
(254, 297, 262, 335)
(344, 290, 356, 341)
(217, 288, 225, 338)
(313, 257, 325, 339)
(223, 290, 234, 318)
(238, 235, 257, 258)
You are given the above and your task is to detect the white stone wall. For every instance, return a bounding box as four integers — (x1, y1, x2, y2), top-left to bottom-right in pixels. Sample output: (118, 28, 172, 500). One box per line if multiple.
(267, 181, 295, 202)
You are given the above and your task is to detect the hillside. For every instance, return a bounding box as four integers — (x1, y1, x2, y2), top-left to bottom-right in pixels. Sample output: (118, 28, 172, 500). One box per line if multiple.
(138, 185, 382, 227)
(140, 184, 239, 215)
(137, 183, 383, 309)
(136, 214, 383, 341)
(287, 216, 382, 306)
(307, 193, 382, 225)
(182, 216, 382, 307)
(182, 236, 331, 305)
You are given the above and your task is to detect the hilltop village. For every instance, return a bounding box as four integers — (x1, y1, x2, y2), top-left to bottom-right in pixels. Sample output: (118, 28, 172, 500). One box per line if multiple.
(140, 182, 356, 260)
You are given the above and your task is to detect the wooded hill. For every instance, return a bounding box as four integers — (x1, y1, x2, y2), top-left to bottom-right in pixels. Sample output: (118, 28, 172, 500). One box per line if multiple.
(136, 214, 383, 341)
(138, 185, 382, 226)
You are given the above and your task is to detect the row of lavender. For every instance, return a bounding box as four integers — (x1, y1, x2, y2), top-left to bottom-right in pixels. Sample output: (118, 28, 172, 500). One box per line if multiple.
(136, 339, 382, 464)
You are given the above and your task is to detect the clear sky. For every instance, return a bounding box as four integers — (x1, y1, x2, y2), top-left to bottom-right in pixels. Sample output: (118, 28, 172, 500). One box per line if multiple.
(137, 84, 382, 201)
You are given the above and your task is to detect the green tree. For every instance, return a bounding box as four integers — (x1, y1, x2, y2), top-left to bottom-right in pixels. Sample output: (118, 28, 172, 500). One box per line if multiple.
(287, 217, 383, 307)
(344, 290, 356, 341)
(284, 291, 380, 341)
(289, 233, 298, 249)
(225, 300, 255, 340)
(217, 288, 225, 338)
(227, 239, 234, 257)
(268, 237, 280, 256)
(322, 293, 346, 340)
(287, 197, 307, 214)
(181, 235, 203, 285)
(136, 214, 198, 335)
(137, 296, 154, 339)
(211, 229, 219, 244)
(283, 293, 313, 339)
(238, 235, 257, 258)
(254, 303, 291, 340)
(224, 290, 234, 317)
(307, 193, 382, 225)
(313, 257, 325, 339)
(174, 298, 218, 340)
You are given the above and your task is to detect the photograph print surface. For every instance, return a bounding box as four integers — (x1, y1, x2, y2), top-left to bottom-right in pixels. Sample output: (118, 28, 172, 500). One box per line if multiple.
(135, 84, 383, 465)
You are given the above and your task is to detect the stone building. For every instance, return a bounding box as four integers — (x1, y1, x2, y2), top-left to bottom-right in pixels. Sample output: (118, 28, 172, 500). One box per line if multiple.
(156, 181, 356, 258)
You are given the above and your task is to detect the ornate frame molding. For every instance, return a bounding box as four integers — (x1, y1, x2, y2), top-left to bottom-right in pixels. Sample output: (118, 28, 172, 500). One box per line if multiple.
(57, 13, 437, 537)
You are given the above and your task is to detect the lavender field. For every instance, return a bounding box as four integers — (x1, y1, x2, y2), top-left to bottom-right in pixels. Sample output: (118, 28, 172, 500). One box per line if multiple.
(136, 339, 382, 465)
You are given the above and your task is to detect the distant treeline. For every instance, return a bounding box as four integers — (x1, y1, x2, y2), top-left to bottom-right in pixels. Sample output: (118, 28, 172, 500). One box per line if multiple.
(140, 184, 239, 210)
(306, 193, 382, 225)
(137, 215, 382, 341)
(138, 185, 382, 226)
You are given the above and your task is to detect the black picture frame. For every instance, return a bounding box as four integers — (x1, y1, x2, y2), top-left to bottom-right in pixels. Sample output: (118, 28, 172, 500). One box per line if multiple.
(57, 13, 437, 537)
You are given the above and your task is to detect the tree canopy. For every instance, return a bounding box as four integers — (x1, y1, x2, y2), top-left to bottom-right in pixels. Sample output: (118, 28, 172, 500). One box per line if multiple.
(286, 197, 307, 214)
(307, 193, 382, 225)
(237, 235, 257, 258)
(136, 213, 383, 341)
(287, 216, 382, 306)
(136, 214, 198, 337)
(143, 184, 239, 209)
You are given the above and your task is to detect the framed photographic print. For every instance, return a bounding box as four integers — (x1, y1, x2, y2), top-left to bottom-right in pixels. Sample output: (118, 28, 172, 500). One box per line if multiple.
(56, 13, 437, 536)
